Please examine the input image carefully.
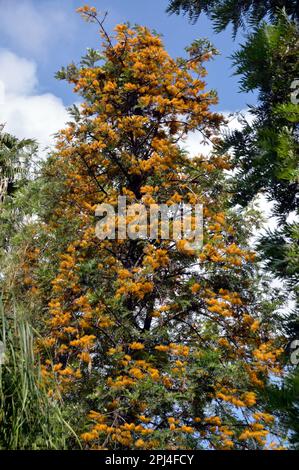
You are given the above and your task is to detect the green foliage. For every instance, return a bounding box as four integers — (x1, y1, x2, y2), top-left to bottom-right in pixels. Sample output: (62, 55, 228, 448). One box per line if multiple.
(0, 128, 37, 259)
(0, 299, 78, 449)
(221, 13, 299, 444)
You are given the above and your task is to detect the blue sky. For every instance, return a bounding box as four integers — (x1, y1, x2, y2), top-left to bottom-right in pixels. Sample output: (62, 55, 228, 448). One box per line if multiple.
(0, 0, 256, 148)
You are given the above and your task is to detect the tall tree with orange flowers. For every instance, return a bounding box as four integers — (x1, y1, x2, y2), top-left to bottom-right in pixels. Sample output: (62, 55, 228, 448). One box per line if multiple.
(12, 6, 285, 450)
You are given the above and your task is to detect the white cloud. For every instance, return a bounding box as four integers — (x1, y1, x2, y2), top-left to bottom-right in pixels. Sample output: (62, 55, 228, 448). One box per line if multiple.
(0, 50, 68, 150)
(0, 0, 75, 56)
